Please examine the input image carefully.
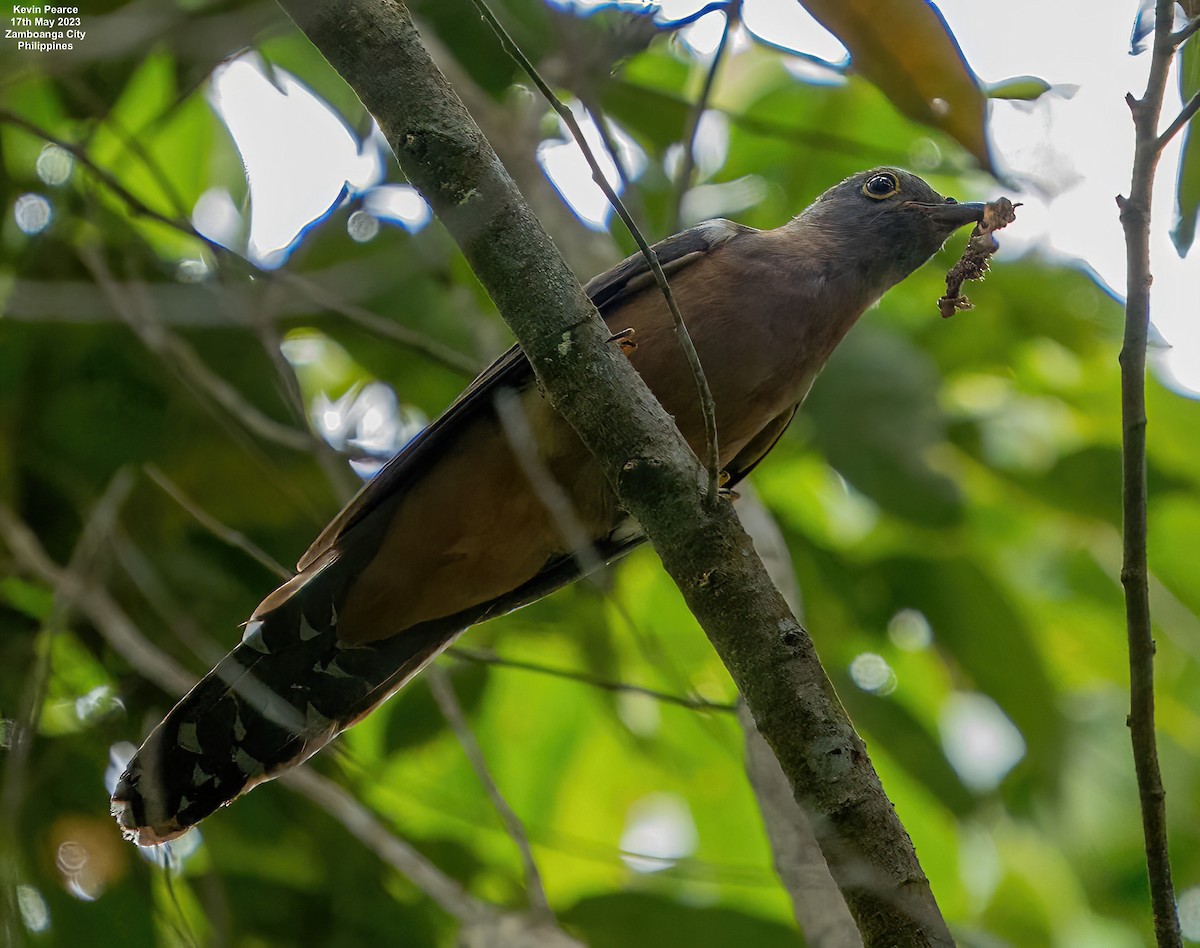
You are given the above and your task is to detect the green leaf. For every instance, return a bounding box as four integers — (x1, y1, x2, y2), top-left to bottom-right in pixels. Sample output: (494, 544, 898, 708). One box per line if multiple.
(874, 556, 1064, 788)
(985, 76, 1053, 101)
(842, 686, 975, 815)
(0, 576, 54, 621)
(805, 326, 964, 527)
(564, 892, 799, 948)
(798, 0, 993, 171)
(1171, 39, 1200, 255)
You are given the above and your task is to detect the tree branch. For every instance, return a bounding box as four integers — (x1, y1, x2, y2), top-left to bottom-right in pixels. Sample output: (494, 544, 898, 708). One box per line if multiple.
(447, 646, 736, 712)
(273, 2, 951, 943)
(1117, 0, 1185, 944)
(1170, 16, 1200, 48)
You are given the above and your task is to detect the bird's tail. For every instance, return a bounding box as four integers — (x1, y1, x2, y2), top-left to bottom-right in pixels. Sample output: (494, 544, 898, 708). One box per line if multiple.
(110, 567, 460, 846)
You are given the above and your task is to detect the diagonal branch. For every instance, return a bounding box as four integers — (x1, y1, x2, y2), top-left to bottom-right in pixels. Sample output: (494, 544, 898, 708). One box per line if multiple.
(427, 667, 552, 921)
(145, 464, 293, 581)
(447, 646, 736, 712)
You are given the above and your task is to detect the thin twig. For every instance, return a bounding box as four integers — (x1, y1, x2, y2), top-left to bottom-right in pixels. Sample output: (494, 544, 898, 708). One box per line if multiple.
(475, 392, 730, 723)
(467, 0, 723, 504)
(77, 244, 314, 452)
(0, 108, 207, 248)
(1157, 90, 1200, 152)
(0, 504, 197, 696)
(145, 464, 293, 581)
(446, 646, 736, 712)
(0, 472, 136, 941)
(427, 667, 553, 920)
(493, 388, 605, 578)
(1117, 1, 1185, 943)
(671, 2, 737, 229)
(1170, 16, 1200, 47)
(273, 269, 480, 377)
(282, 769, 487, 923)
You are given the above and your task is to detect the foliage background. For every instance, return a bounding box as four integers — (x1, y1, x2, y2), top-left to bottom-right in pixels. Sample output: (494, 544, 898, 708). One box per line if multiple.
(1, 1, 1199, 945)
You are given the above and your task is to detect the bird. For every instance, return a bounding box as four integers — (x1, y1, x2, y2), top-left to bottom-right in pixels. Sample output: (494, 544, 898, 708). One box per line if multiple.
(112, 167, 988, 846)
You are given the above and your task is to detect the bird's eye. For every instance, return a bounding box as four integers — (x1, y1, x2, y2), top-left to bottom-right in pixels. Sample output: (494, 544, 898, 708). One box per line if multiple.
(862, 173, 900, 199)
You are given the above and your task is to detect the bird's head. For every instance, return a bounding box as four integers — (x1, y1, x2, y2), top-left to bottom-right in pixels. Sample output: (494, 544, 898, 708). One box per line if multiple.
(799, 167, 988, 291)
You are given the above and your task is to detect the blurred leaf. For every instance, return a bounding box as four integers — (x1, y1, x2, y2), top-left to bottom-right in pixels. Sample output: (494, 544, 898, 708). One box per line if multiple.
(1009, 445, 1189, 527)
(842, 686, 975, 815)
(806, 326, 963, 527)
(874, 556, 1064, 788)
(383, 660, 491, 751)
(799, 0, 993, 171)
(601, 78, 691, 151)
(563, 892, 799, 947)
(1171, 39, 1200, 255)
(0, 575, 54, 621)
(1148, 494, 1200, 617)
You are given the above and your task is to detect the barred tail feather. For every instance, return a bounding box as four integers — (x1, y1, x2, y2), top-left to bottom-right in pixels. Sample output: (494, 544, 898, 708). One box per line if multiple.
(112, 537, 643, 845)
(110, 583, 460, 846)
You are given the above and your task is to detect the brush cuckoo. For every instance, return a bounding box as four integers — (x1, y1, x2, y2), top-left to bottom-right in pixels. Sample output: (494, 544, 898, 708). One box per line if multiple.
(112, 167, 989, 845)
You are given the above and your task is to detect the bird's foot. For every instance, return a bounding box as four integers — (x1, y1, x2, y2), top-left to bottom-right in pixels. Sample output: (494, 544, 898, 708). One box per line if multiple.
(608, 327, 637, 353)
(717, 470, 738, 500)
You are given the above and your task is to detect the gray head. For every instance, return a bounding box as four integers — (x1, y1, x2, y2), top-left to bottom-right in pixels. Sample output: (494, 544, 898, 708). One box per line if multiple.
(798, 167, 987, 291)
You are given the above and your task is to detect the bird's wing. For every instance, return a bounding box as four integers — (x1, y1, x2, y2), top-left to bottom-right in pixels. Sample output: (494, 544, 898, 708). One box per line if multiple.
(296, 218, 747, 573)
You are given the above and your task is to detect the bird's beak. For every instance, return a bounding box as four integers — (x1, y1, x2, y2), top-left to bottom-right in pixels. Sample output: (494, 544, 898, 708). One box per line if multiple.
(907, 200, 989, 229)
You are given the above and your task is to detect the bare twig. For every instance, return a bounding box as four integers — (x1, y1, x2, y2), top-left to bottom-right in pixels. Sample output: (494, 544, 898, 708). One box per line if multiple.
(671, 2, 737, 229)
(1157, 90, 1200, 151)
(494, 391, 721, 725)
(0, 108, 208, 248)
(282, 769, 487, 923)
(145, 464, 293, 581)
(446, 646, 735, 712)
(1170, 16, 1200, 47)
(427, 668, 552, 920)
(0, 505, 199, 696)
(466, 0, 723, 504)
(272, 270, 481, 377)
(493, 388, 606, 578)
(1116, 1, 1187, 943)
(77, 244, 314, 452)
